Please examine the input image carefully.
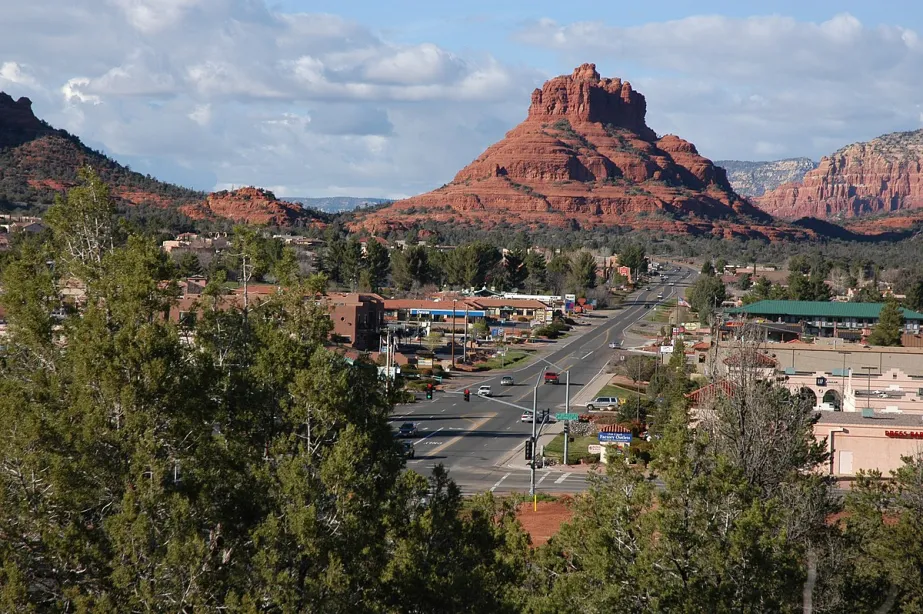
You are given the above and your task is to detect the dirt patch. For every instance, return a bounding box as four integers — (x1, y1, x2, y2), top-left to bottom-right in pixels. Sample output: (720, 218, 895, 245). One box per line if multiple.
(516, 499, 574, 547)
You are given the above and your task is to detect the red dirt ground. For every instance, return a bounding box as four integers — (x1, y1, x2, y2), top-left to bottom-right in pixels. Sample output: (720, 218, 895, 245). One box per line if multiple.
(516, 499, 574, 546)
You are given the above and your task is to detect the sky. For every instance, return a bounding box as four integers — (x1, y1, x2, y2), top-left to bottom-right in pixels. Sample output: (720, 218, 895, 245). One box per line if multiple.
(2, 0, 923, 198)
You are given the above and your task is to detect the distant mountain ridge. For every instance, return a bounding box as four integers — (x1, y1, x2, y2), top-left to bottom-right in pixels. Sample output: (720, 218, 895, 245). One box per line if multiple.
(285, 197, 390, 213)
(716, 158, 817, 197)
(0, 92, 325, 227)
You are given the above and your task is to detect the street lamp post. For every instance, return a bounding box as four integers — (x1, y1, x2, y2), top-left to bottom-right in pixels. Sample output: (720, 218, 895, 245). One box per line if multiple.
(530, 386, 537, 510)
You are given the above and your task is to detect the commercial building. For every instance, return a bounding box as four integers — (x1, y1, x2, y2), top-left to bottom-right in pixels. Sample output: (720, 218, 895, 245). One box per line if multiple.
(815, 411, 923, 476)
(726, 300, 923, 338)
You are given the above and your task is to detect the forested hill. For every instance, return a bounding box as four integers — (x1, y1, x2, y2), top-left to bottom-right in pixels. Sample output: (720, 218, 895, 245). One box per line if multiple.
(0, 92, 204, 213)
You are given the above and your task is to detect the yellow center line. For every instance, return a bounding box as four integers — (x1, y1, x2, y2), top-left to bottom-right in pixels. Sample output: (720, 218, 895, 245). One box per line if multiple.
(419, 412, 497, 458)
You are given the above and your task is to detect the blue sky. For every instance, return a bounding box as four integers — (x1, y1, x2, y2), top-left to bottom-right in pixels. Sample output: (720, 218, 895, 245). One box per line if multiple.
(2, 1, 923, 197)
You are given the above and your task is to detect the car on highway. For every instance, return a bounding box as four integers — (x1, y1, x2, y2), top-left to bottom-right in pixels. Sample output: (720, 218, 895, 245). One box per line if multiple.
(543, 371, 560, 384)
(398, 422, 417, 437)
(669, 282, 675, 286)
(401, 441, 415, 458)
(477, 385, 493, 397)
(500, 376, 514, 386)
(657, 293, 664, 300)
(520, 410, 533, 422)
(585, 396, 620, 411)
(608, 341, 620, 349)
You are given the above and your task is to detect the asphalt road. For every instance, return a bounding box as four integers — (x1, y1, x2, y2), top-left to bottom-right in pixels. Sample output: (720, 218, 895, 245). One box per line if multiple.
(391, 264, 696, 495)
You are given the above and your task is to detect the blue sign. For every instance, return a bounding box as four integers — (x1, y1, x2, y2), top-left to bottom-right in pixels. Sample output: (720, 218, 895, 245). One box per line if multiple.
(598, 432, 632, 443)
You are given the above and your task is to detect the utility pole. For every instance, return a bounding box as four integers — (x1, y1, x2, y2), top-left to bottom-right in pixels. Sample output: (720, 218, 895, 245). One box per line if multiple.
(451, 299, 457, 368)
(862, 366, 876, 409)
(463, 305, 469, 363)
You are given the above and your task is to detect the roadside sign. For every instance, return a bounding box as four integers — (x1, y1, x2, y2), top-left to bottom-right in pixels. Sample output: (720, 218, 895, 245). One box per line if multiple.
(588, 444, 602, 454)
(555, 413, 579, 421)
(599, 431, 632, 443)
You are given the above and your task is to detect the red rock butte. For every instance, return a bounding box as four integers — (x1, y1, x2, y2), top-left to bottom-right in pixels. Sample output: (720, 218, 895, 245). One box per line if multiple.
(756, 130, 923, 219)
(359, 63, 782, 238)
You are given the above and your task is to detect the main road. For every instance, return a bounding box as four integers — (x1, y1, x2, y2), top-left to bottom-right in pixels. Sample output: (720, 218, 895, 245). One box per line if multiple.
(390, 265, 696, 495)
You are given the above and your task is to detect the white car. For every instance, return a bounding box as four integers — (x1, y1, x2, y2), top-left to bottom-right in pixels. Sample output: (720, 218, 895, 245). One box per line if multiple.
(477, 385, 492, 397)
(608, 341, 620, 349)
(657, 293, 664, 300)
(585, 397, 620, 411)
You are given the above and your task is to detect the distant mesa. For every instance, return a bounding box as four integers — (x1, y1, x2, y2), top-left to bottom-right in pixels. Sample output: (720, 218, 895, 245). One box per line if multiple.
(286, 196, 391, 214)
(181, 187, 327, 228)
(756, 130, 923, 219)
(716, 158, 817, 198)
(358, 63, 800, 240)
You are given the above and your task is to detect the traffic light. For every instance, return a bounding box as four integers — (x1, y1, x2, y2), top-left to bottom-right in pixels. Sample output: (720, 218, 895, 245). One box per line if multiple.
(463, 389, 470, 402)
(524, 437, 534, 461)
(426, 383, 433, 400)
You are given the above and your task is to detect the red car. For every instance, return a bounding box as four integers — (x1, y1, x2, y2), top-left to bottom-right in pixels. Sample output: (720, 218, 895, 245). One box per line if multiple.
(544, 372, 559, 384)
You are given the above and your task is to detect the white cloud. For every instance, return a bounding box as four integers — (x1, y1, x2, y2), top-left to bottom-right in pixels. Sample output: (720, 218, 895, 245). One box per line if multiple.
(516, 13, 923, 160)
(0, 0, 538, 197)
(0, 61, 39, 88)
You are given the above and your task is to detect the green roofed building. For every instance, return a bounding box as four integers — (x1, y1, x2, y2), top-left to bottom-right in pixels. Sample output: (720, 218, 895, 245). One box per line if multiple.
(726, 300, 923, 337)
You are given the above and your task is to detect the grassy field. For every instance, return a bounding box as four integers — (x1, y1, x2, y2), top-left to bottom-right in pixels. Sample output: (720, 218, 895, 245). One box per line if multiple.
(543, 433, 598, 461)
(479, 349, 533, 371)
(595, 384, 644, 401)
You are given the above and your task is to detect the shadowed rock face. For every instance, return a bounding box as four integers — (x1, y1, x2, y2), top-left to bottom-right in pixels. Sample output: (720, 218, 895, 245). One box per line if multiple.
(756, 131, 923, 219)
(359, 63, 782, 237)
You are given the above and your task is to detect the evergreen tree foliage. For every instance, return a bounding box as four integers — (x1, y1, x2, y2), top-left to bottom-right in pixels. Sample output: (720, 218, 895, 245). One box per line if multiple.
(867, 300, 904, 346)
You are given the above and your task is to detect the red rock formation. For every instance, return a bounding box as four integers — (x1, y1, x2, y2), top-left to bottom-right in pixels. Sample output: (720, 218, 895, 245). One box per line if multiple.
(181, 187, 323, 227)
(756, 130, 923, 219)
(359, 63, 776, 236)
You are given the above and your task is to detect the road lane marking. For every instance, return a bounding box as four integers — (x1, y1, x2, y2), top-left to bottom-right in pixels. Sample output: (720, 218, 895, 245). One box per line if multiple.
(413, 426, 444, 446)
(420, 414, 496, 458)
(490, 473, 511, 492)
(554, 472, 572, 484)
(537, 470, 551, 486)
(581, 351, 593, 359)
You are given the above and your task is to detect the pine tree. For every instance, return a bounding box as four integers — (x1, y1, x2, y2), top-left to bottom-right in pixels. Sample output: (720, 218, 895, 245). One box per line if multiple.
(868, 300, 904, 346)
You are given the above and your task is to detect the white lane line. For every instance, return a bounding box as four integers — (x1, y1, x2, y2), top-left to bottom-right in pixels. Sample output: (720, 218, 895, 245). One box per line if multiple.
(536, 470, 552, 486)
(554, 472, 572, 484)
(581, 351, 593, 359)
(490, 472, 512, 492)
(441, 409, 446, 413)
(413, 426, 444, 446)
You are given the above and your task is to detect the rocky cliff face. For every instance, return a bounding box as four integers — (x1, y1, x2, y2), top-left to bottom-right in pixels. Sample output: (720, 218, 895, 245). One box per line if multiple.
(756, 131, 923, 219)
(359, 64, 785, 238)
(181, 187, 326, 227)
(716, 158, 817, 197)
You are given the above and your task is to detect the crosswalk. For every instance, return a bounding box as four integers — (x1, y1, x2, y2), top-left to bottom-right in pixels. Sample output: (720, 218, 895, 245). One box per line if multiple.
(450, 469, 591, 496)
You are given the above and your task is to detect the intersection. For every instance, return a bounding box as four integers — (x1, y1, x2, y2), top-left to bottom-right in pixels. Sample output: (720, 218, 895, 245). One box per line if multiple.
(391, 266, 695, 495)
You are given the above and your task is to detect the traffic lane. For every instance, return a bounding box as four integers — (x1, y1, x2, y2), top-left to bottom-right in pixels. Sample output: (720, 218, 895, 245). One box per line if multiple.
(449, 468, 593, 496)
(395, 286, 667, 464)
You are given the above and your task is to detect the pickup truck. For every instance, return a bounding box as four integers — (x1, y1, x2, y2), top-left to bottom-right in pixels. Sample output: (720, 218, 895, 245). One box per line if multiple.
(543, 371, 560, 385)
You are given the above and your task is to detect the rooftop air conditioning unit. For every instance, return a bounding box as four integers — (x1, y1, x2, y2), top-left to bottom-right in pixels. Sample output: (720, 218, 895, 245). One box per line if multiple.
(861, 408, 875, 419)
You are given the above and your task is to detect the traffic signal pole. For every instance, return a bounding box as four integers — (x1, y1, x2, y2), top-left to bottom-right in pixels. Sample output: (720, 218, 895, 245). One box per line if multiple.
(564, 370, 570, 466)
(530, 385, 537, 511)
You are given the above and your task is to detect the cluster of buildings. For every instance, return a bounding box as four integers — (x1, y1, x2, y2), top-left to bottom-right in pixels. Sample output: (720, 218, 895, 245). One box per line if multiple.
(677, 299, 923, 479)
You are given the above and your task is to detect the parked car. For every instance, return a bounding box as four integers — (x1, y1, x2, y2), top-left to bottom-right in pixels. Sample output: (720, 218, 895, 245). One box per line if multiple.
(585, 397, 620, 411)
(500, 376, 515, 386)
(543, 371, 559, 384)
(477, 385, 493, 397)
(398, 422, 417, 437)
(401, 441, 415, 458)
